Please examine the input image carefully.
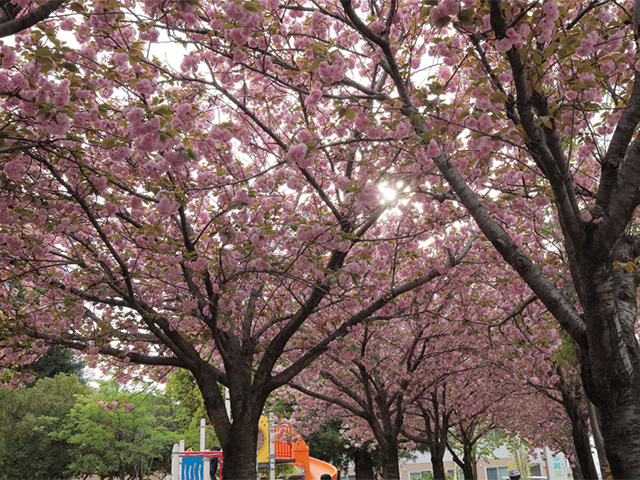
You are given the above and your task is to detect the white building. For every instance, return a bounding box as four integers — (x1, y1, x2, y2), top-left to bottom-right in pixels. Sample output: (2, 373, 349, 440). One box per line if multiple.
(344, 446, 574, 480)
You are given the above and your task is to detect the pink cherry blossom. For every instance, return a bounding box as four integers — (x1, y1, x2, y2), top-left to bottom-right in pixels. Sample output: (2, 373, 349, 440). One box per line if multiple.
(369, 21, 386, 34)
(156, 194, 177, 216)
(427, 139, 440, 157)
(4, 158, 28, 181)
(287, 143, 308, 164)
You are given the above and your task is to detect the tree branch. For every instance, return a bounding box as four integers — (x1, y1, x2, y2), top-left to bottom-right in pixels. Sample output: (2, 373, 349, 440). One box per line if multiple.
(0, 0, 67, 38)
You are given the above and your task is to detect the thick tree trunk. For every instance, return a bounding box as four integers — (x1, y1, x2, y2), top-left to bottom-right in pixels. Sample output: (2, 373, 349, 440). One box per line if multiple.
(354, 447, 375, 480)
(431, 455, 446, 480)
(428, 434, 449, 480)
(196, 367, 265, 480)
(217, 412, 261, 480)
(379, 441, 401, 480)
(577, 239, 640, 480)
(595, 386, 640, 480)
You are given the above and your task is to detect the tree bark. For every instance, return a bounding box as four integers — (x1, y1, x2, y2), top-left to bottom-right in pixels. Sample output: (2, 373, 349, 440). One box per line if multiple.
(216, 409, 261, 480)
(448, 442, 477, 480)
(0, 0, 67, 38)
(379, 441, 401, 480)
(195, 356, 265, 480)
(354, 446, 376, 480)
(460, 445, 477, 480)
(594, 383, 640, 480)
(575, 237, 640, 479)
(588, 400, 610, 480)
(558, 380, 599, 480)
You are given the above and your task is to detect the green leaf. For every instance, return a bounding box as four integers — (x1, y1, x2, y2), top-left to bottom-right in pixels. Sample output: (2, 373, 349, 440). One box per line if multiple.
(543, 41, 560, 61)
(60, 62, 79, 73)
(345, 107, 356, 121)
(243, 1, 263, 12)
(34, 47, 52, 57)
(153, 106, 173, 117)
(68, 2, 85, 12)
(458, 8, 474, 25)
(429, 83, 445, 95)
(538, 116, 553, 128)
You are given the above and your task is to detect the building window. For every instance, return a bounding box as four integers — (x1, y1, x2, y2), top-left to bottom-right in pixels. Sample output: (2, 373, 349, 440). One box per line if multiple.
(409, 471, 434, 480)
(446, 467, 463, 480)
(486, 466, 509, 480)
(530, 463, 543, 476)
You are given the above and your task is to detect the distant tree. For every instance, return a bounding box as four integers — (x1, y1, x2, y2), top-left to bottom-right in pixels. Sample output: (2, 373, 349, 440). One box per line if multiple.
(25, 346, 85, 384)
(164, 368, 220, 449)
(0, 374, 90, 480)
(58, 381, 178, 480)
(304, 418, 351, 475)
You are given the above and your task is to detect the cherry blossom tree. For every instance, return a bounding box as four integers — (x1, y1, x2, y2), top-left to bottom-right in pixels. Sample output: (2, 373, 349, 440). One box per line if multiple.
(0, 1, 476, 478)
(290, 276, 500, 480)
(473, 294, 596, 479)
(510, 330, 599, 480)
(445, 385, 500, 480)
(288, 316, 437, 479)
(401, 332, 514, 480)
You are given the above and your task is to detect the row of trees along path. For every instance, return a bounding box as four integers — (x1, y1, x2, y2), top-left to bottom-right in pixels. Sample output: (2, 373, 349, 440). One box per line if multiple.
(1, 1, 640, 478)
(287, 257, 598, 480)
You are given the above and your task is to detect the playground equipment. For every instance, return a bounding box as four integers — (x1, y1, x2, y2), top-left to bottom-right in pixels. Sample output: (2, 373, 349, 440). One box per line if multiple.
(258, 416, 337, 480)
(170, 417, 337, 480)
(171, 441, 222, 480)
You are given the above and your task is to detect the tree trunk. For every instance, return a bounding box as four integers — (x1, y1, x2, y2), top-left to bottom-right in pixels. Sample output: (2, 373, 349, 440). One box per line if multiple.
(558, 381, 599, 480)
(198, 371, 264, 480)
(588, 400, 610, 480)
(460, 444, 476, 480)
(379, 441, 401, 480)
(217, 412, 260, 480)
(425, 394, 450, 480)
(447, 421, 479, 480)
(431, 455, 446, 480)
(595, 386, 640, 480)
(354, 447, 375, 480)
(448, 444, 476, 480)
(428, 433, 449, 480)
(578, 239, 640, 480)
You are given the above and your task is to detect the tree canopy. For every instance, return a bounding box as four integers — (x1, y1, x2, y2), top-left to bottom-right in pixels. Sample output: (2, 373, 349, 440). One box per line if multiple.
(1, 1, 640, 478)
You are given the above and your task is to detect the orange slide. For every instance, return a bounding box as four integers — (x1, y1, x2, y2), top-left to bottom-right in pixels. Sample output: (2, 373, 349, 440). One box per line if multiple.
(292, 438, 338, 480)
(258, 416, 338, 480)
(307, 456, 339, 480)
